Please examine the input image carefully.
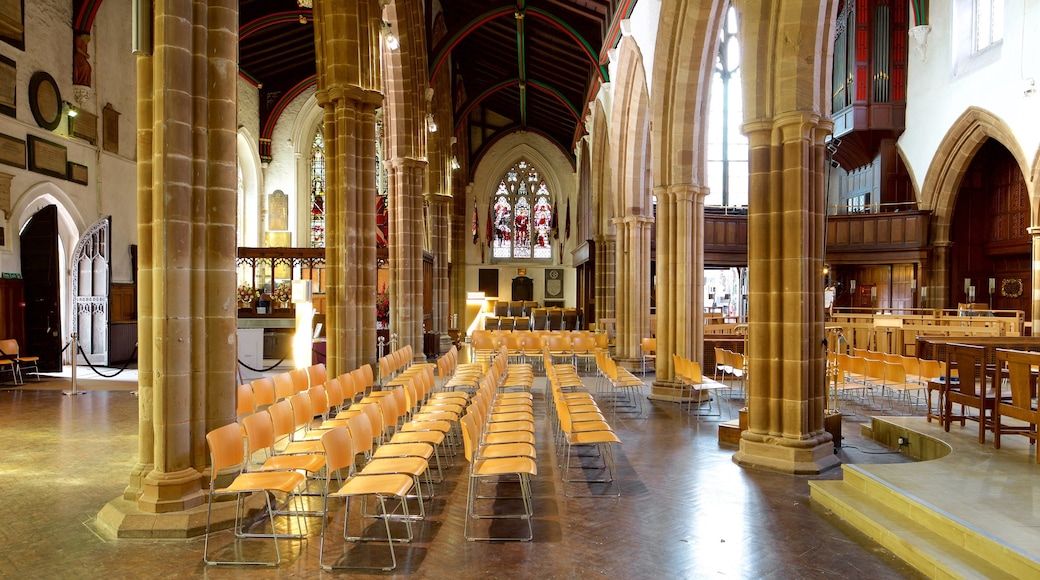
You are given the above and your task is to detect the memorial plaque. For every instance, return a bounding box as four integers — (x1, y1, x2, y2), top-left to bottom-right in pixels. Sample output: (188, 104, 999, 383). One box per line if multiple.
(0, 54, 14, 117)
(0, 133, 24, 169)
(27, 135, 67, 179)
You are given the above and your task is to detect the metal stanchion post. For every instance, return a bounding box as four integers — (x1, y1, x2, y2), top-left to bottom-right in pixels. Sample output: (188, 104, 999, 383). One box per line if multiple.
(63, 332, 86, 396)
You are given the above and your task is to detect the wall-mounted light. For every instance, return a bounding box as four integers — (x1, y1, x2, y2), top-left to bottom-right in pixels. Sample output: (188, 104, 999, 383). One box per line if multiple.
(64, 101, 78, 118)
(426, 113, 438, 133)
(450, 156, 460, 170)
(381, 21, 400, 50)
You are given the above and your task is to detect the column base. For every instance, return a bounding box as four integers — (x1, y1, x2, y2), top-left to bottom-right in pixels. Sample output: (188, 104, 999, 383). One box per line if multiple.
(95, 493, 265, 539)
(648, 379, 711, 404)
(733, 433, 840, 475)
(138, 467, 204, 513)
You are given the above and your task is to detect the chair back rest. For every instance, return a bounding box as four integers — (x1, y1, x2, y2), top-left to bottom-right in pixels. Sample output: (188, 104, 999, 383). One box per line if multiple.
(641, 338, 656, 354)
(918, 358, 941, 381)
(268, 400, 295, 439)
(320, 426, 354, 476)
(308, 385, 329, 420)
(460, 412, 479, 463)
(899, 355, 920, 377)
(288, 393, 314, 432)
(882, 361, 905, 383)
(947, 343, 985, 394)
(242, 409, 276, 454)
(206, 422, 246, 474)
(306, 363, 327, 389)
(345, 413, 375, 456)
(272, 373, 295, 401)
(237, 384, 255, 415)
(996, 348, 1040, 408)
(0, 338, 17, 357)
(325, 377, 345, 409)
(289, 368, 310, 393)
(250, 377, 276, 407)
(360, 364, 375, 390)
(865, 359, 886, 381)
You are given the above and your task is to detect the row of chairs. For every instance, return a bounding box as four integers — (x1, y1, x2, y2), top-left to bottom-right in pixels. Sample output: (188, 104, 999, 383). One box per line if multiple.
(830, 351, 943, 414)
(0, 338, 39, 385)
(674, 355, 728, 420)
(595, 352, 647, 415)
(471, 330, 609, 372)
(208, 347, 471, 568)
(712, 348, 746, 404)
(547, 359, 622, 497)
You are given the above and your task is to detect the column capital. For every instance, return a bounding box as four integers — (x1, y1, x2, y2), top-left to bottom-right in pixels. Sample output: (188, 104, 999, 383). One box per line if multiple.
(424, 192, 452, 204)
(320, 84, 383, 109)
(386, 156, 428, 171)
(652, 183, 709, 203)
(1028, 226, 1040, 237)
(614, 215, 655, 226)
(932, 240, 954, 248)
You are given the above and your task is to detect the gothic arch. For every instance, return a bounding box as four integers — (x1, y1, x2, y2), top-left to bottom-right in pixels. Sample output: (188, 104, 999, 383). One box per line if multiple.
(920, 107, 1034, 243)
(236, 129, 263, 247)
(609, 35, 652, 216)
(590, 98, 614, 238)
(472, 137, 571, 223)
(382, 0, 428, 161)
(289, 93, 324, 246)
(650, 0, 725, 187)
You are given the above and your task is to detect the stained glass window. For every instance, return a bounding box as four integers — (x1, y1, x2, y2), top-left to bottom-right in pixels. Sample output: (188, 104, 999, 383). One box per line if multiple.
(491, 160, 553, 260)
(310, 126, 325, 248)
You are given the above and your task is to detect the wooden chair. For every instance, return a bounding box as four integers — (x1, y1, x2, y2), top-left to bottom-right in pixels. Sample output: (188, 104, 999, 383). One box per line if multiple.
(459, 412, 536, 541)
(0, 339, 37, 383)
(993, 348, 1040, 461)
(640, 338, 656, 376)
(944, 343, 994, 443)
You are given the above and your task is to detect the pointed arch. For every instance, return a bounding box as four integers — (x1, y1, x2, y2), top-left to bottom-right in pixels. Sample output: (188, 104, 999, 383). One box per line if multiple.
(650, 0, 725, 187)
(609, 36, 652, 216)
(920, 106, 1035, 243)
(590, 98, 614, 238)
(237, 129, 263, 247)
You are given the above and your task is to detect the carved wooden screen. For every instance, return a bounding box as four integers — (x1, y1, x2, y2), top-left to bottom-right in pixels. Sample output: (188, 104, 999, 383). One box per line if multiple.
(71, 216, 111, 365)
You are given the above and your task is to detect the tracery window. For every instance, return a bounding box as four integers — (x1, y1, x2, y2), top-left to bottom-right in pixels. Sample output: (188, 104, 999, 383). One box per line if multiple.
(491, 160, 553, 260)
(310, 126, 325, 248)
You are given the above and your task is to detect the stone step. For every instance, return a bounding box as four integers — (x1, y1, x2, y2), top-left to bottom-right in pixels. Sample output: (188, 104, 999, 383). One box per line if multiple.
(811, 465, 1038, 579)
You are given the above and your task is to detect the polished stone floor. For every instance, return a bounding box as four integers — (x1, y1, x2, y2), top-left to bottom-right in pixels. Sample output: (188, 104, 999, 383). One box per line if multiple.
(0, 367, 923, 579)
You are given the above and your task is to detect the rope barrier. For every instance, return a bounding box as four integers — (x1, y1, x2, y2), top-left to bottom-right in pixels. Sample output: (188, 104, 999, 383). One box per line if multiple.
(237, 357, 287, 373)
(74, 343, 139, 378)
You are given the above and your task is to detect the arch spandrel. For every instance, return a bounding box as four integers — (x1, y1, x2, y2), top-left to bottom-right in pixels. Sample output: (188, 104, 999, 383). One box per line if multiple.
(609, 36, 652, 217)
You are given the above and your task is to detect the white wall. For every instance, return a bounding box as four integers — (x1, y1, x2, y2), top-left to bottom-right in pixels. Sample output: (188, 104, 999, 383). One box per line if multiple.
(901, 0, 1040, 193)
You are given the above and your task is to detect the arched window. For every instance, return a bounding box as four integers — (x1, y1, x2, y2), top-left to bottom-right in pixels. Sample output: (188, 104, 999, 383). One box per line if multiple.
(309, 125, 325, 248)
(491, 160, 554, 260)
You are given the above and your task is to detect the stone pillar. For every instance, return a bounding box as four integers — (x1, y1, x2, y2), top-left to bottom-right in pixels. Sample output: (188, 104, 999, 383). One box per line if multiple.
(387, 157, 427, 361)
(651, 184, 707, 399)
(314, 0, 383, 376)
(930, 241, 953, 309)
(1030, 227, 1040, 326)
(614, 215, 652, 367)
(594, 233, 616, 324)
(734, 114, 839, 475)
(427, 192, 451, 338)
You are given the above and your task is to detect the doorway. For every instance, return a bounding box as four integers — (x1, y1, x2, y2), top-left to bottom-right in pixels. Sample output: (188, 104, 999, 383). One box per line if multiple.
(19, 205, 62, 371)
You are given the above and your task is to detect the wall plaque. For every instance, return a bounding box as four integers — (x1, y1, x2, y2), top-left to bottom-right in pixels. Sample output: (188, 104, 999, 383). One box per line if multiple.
(29, 71, 61, 131)
(71, 110, 97, 144)
(27, 135, 67, 179)
(0, 133, 24, 169)
(545, 268, 564, 299)
(0, 54, 14, 117)
(102, 103, 119, 154)
(68, 162, 87, 185)
(0, 0, 24, 50)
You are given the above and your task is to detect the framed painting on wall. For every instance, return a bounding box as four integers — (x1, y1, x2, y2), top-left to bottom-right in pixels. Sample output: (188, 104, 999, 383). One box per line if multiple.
(0, 54, 15, 117)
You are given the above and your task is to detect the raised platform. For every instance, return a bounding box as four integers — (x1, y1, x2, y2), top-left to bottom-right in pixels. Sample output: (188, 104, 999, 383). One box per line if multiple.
(810, 416, 1040, 578)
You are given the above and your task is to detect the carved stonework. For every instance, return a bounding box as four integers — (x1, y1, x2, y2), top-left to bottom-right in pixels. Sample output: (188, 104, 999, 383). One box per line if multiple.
(909, 25, 931, 62)
(0, 171, 12, 218)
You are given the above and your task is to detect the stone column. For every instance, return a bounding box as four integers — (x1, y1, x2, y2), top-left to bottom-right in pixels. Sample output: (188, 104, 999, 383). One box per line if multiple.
(734, 113, 839, 475)
(614, 215, 652, 367)
(1030, 227, 1040, 325)
(594, 233, 616, 324)
(387, 157, 427, 361)
(651, 183, 707, 399)
(930, 241, 953, 309)
(314, 0, 383, 376)
(427, 192, 451, 339)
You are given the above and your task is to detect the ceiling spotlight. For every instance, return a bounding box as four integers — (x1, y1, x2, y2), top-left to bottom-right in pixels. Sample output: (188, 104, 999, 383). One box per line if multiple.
(450, 156, 460, 170)
(381, 21, 400, 51)
(427, 113, 438, 133)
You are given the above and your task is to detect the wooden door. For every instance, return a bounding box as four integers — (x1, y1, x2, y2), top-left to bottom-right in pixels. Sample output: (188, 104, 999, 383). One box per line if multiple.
(19, 205, 61, 371)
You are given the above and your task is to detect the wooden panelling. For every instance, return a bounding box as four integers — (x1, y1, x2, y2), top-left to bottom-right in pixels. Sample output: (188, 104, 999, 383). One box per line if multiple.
(826, 210, 930, 251)
(0, 278, 24, 344)
(704, 213, 748, 266)
(110, 283, 135, 322)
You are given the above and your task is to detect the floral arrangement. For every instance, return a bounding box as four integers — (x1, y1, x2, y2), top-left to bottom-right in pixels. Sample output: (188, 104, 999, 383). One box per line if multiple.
(376, 285, 389, 326)
(272, 281, 293, 304)
(237, 284, 260, 304)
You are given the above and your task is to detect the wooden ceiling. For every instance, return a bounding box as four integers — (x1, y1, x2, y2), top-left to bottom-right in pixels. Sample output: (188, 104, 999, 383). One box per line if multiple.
(237, 0, 626, 167)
